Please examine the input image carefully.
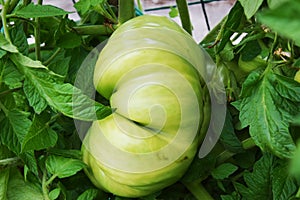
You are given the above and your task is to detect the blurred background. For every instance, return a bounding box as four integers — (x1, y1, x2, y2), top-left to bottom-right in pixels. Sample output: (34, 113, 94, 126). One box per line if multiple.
(35, 0, 236, 43)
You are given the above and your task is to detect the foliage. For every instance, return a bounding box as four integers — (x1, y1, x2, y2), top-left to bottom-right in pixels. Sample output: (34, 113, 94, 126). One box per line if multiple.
(0, 0, 299, 199)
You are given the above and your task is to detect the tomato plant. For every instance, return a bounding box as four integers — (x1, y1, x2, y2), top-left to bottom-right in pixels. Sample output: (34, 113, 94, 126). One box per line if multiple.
(0, 0, 300, 199)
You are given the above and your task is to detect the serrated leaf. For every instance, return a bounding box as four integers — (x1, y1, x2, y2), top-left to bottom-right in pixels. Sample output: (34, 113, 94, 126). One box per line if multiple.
(10, 23, 29, 55)
(1, 59, 24, 89)
(238, 0, 264, 19)
(0, 109, 32, 154)
(10, 54, 112, 121)
(272, 161, 297, 200)
(217, 2, 244, 52)
(233, 70, 298, 158)
(211, 163, 238, 180)
(257, 1, 300, 46)
(11, 53, 46, 69)
(14, 3, 70, 18)
(235, 153, 297, 200)
(46, 155, 86, 178)
(219, 111, 243, 153)
(22, 112, 58, 152)
(0, 34, 18, 53)
(6, 167, 43, 200)
(235, 154, 274, 199)
(19, 151, 38, 175)
(77, 189, 98, 200)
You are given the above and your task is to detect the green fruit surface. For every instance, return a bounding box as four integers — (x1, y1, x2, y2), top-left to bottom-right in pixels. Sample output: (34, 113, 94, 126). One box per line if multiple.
(82, 15, 210, 197)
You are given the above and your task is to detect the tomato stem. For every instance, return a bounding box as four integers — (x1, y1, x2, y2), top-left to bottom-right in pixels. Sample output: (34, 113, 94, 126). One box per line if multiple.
(183, 181, 214, 200)
(73, 24, 116, 35)
(118, 0, 135, 25)
(0, 0, 12, 43)
(34, 0, 42, 61)
(176, 0, 192, 35)
(42, 168, 51, 200)
(0, 157, 21, 166)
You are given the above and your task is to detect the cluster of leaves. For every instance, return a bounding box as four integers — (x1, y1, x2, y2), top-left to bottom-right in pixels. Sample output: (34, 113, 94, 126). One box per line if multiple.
(181, 0, 300, 199)
(0, 0, 300, 199)
(0, 0, 114, 199)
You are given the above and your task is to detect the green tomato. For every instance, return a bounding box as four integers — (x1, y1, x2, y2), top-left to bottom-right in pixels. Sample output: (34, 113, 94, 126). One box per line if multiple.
(238, 55, 267, 73)
(82, 15, 210, 197)
(295, 70, 300, 83)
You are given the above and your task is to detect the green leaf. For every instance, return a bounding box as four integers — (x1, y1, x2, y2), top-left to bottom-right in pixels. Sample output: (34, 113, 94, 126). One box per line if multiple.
(19, 151, 39, 175)
(233, 70, 298, 158)
(57, 32, 82, 49)
(6, 167, 43, 200)
(272, 160, 297, 200)
(219, 111, 243, 153)
(235, 153, 297, 200)
(14, 3, 70, 18)
(74, 0, 91, 14)
(182, 154, 216, 182)
(0, 168, 9, 200)
(217, 2, 244, 52)
(169, 7, 178, 18)
(10, 23, 29, 55)
(211, 163, 238, 180)
(257, 1, 300, 46)
(77, 189, 99, 200)
(267, 0, 290, 10)
(22, 112, 58, 152)
(49, 188, 61, 200)
(11, 53, 47, 69)
(290, 140, 300, 177)
(46, 155, 86, 178)
(10, 54, 112, 120)
(0, 109, 32, 155)
(1, 59, 24, 89)
(0, 34, 18, 53)
(238, 0, 263, 19)
(240, 40, 261, 61)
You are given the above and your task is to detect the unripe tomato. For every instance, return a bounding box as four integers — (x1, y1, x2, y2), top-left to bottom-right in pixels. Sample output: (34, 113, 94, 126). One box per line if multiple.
(294, 70, 300, 83)
(238, 55, 267, 73)
(82, 15, 211, 197)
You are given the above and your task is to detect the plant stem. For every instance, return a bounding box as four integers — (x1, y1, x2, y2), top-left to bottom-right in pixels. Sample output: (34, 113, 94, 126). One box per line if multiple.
(216, 137, 256, 165)
(42, 169, 51, 200)
(73, 24, 115, 35)
(0, 157, 21, 166)
(45, 174, 57, 186)
(176, 0, 192, 35)
(43, 48, 61, 66)
(34, 0, 42, 61)
(1, 0, 12, 43)
(183, 181, 214, 200)
(118, 0, 135, 25)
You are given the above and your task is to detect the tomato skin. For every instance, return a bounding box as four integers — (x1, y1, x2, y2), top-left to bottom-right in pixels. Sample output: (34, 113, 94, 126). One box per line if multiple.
(238, 55, 267, 73)
(82, 15, 210, 197)
(294, 70, 300, 83)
